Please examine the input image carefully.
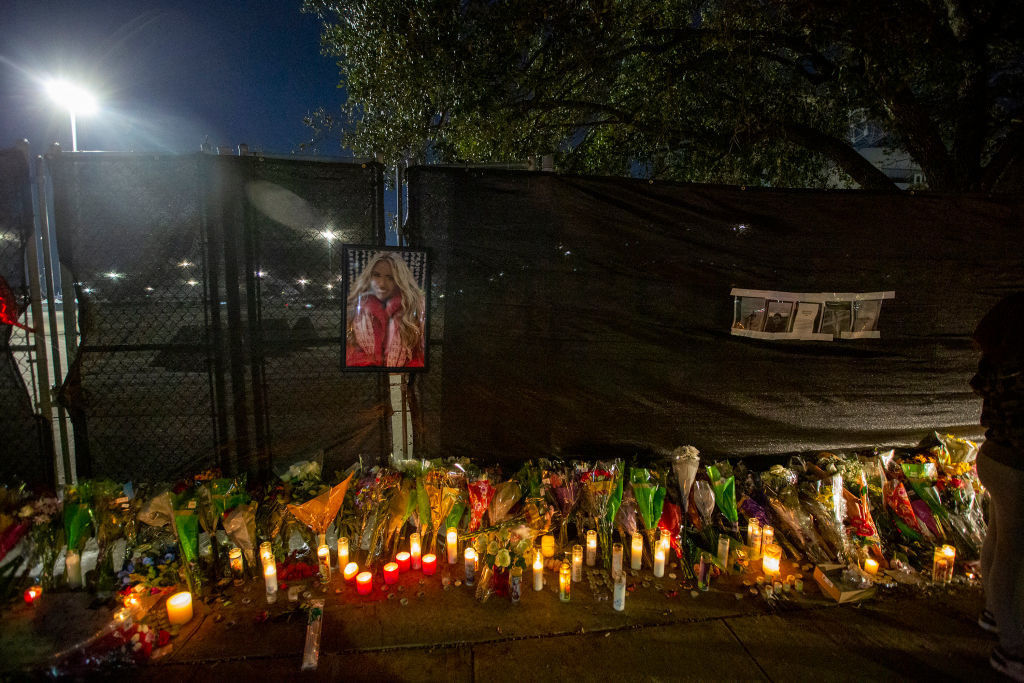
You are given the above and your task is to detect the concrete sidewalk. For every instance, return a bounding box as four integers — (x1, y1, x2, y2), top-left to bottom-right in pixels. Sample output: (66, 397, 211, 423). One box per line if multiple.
(2, 562, 1003, 682)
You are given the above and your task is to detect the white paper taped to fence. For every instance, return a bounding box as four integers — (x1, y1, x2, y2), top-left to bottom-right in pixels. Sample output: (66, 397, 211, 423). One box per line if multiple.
(730, 288, 895, 341)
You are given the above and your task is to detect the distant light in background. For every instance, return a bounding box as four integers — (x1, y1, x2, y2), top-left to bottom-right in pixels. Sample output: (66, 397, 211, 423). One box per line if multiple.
(320, 229, 337, 242)
(104, 271, 122, 280)
(45, 79, 98, 151)
(179, 260, 192, 267)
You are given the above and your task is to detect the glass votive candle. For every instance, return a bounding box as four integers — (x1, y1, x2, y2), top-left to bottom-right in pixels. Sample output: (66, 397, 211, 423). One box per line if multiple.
(571, 545, 583, 582)
(264, 562, 278, 603)
(559, 561, 571, 602)
(541, 534, 556, 558)
(23, 585, 42, 605)
(383, 562, 400, 585)
(586, 530, 597, 566)
(260, 541, 274, 567)
(630, 533, 643, 570)
(410, 532, 422, 570)
(747, 519, 762, 558)
(464, 548, 477, 585)
(864, 558, 879, 576)
(356, 571, 373, 595)
(337, 537, 349, 570)
(317, 544, 332, 582)
(166, 591, 193, 626)
(761, 543, 782, 577)
(446, 527, 458, 564)
(343, 562, 359, 582)
(612, 542, 623, 574)
(422, 553, 437, 575)
(533, 549, 544, 591)
(396, 551, 411, 572)
(762, 525, 775, 550)
(229, 547, 245, 585)
(942, 545, 956, 582)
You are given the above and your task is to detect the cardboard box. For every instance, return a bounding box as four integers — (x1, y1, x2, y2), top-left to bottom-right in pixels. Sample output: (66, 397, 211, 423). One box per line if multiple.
(813, 564, 877, 603)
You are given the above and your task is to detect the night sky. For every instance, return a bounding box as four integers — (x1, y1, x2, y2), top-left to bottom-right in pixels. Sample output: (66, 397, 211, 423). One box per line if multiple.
(0, 0, 348, 157)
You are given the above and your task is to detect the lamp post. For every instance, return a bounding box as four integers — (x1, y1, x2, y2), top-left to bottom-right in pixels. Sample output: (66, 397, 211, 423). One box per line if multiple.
(45, 80, 97, 151)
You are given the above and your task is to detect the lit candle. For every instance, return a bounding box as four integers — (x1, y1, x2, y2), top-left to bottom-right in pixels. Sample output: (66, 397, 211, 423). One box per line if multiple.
(166, 591, 193, 626)
(747, 519, 762, 559)
(572, 544, 583, 582)
(864, 558, 879, 576)
(343, 562, 359, 582)
(762, 525, 775, 550)
(446, 527, 458, 564)
(559, 561, 571, 602)
(717, 536, 730, 571)
(337, 537, 349, 570)
(630, 533, 643, 570)
(23, 585, 42, 605)
(123, 592, 141, 611)
(410, 532, 422, 570)
(586, 530, 597, 567)
(533, 549, 544, 591)
(464, 548, 477, 585)
(422, 553, 437, 576)
(541, 534, 556, 558)
(659, 530, 671, 553)
(612, 542, 623, 574)
(65, 550, 82, 589)
(260, 541, 274, 567)
(356, 571, 373, 595)
(762, 543, 782, 577)
(653, 545, 666, 578)
(942, 545, 956, 582)
(932, 556, 948, 583)
(229, 547, 245, 585)
(318, 544, 332, 582)
(264, 562, 278, 603)
(396, 551, 411, 572)
(383, 562, 399, 585)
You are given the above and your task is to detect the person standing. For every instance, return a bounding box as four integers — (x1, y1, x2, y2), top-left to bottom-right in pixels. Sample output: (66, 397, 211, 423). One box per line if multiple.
(972, 293, 1024, 680)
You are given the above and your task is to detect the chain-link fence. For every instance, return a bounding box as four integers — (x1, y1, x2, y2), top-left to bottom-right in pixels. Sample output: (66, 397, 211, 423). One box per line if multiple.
(0, 148, 52, 485)
(45, 152, 387, 482)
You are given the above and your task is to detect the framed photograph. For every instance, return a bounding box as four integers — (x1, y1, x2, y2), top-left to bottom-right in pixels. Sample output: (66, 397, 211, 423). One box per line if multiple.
(733, 296, 767, 332)
(341, 246, 429, 371)
(764, 300, 795, 333)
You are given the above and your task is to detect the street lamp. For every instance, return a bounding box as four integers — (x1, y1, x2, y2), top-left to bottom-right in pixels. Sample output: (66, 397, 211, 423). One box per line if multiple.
(45, 80, 97, 151)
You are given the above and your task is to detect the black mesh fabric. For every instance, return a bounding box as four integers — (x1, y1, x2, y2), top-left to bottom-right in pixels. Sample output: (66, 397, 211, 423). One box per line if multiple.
(0, 148, 50, 484)
(407, 167, 1024, 463)
(49, 153, 384, 481)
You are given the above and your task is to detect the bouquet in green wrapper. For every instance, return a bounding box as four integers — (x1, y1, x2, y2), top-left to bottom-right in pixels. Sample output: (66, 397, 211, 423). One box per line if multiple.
(172, 490, 203, 596)
(706, 462, 739, 534)
(629, 467, 666, 558)
(581, 461, 620, 568)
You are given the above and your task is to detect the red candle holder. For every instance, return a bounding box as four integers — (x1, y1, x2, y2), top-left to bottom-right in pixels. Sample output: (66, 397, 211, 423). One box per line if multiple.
(383, 562, 399, 585)
(422, 553, 437, 576)
(395, 552, 411, 572)
(23, 585, 42, 605)
(356, 571, 373, 595)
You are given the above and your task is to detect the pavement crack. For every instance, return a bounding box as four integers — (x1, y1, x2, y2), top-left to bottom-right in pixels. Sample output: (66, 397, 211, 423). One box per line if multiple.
(723, 619, 773, 683)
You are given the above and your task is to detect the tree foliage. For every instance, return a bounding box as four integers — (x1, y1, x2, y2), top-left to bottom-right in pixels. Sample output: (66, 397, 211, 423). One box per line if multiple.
(304, 0, 1023, 191)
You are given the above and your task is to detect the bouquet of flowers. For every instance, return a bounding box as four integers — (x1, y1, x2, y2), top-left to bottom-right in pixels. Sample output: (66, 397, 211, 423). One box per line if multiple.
(547, 467, 582, 550)
(672, 446, 701, 525)
(22, 495, 62, 589)
(706, 462, 739, 535)
(488, 479, 522, 526)
(418, 463, 463, 553)
(581, 461, 620, 568)
(471, 521, 533, 603)
(760, 465, 830, 564)
(353, 469, 400, 565)
(467, 472, 496, 533)
(629, 467, 666, 558)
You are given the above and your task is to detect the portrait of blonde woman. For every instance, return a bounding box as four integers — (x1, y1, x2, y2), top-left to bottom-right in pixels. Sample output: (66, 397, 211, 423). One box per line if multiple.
(344, 249, 427, 369)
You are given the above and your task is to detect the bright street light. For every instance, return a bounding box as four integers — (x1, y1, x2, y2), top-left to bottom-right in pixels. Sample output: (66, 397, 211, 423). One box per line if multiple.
(45, 79, 98, 151)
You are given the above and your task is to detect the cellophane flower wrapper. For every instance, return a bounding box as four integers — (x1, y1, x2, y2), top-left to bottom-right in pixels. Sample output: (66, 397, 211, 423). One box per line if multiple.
(657, 502, 683, 559)
(385, 478, 416, 556)
(581, 462, 617, 567)
(672, 446, 701, 519)
(901, 462, 949, 541)
(25, 496, 62, 589)
(421, 465, 461, 552)
(472, 522, 533, 602)
(91, 480, 128, 593)
(629, 467, 666, 557)
(223, 502, 258, 574)
(706, 463, 739, 534)
(467, 476, 496, 533)
(287, 473, 354, 539)
(547, 468, 582, 549)
(761, 466, 830, 564)
(797, 476, 848, 563)
(172, 499, 201, 595)
(354, 470, 401, 565)
(488, 480, 522, 526)
(63, 482, 94, 554)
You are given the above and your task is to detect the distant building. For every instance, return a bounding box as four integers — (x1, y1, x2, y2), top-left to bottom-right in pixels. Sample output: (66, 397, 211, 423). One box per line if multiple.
(833, 111, 925, 190)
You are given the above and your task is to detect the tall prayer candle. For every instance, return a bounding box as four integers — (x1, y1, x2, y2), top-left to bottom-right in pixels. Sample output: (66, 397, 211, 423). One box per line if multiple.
(446, 527, 458, 564)
(762, 525, 775, 550)
(572, 545, 583, 582)
(717, 536, 730, 571)
(66, 550, 82, 589)
(422, 553, 437, 576)
(653, 545, 666, 578)
(166, 591, 193, 626)
(264, 562, 278, 603)
(541, 534, 556, 558)
(317, 544, 332, 582)
(410, 532, 422, 570)
(747, 519, 762, 558)
(383, 562, 399, 585)
(464, 548, 477, 585)
(586, 530, 597, 566)
(559, 561, 571, 602)
(337, 537, 349, 570)
(612, 542, 623, 574)
(229, 547, 245, 585)
(260, 541, 273, 567)
(613, 571, 626, 611)
(356, 571, 373, 595)
(942, 545, 956, 582)
(343, 562, 359, 582)
(630, 533, 643, 570)
(396, 551, 411, 573)
(533, 550, 544, 591)
(762, 543, 782, 577)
